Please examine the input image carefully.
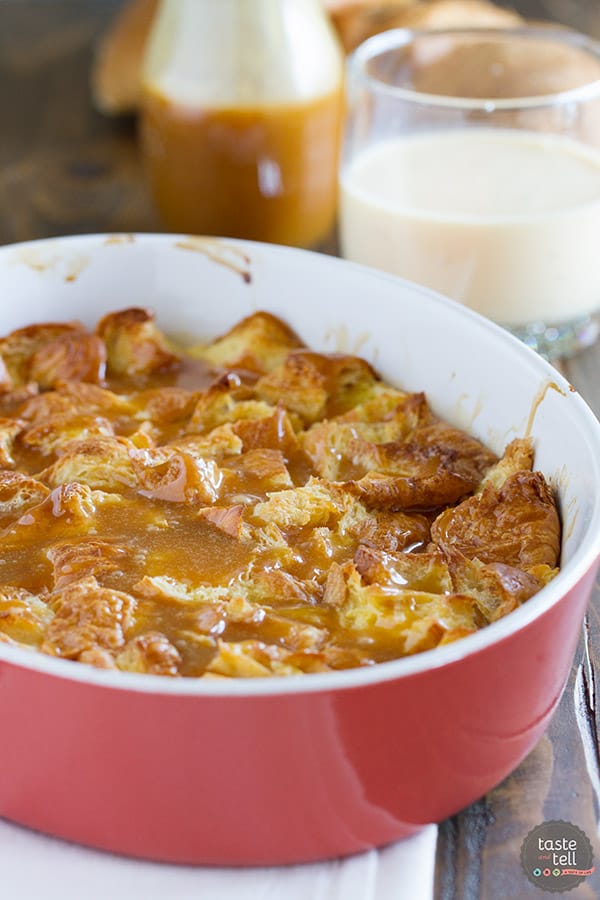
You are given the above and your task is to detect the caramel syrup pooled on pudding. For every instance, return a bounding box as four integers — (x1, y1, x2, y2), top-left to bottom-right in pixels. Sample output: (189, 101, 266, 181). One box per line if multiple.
(0, 308, 561, 678)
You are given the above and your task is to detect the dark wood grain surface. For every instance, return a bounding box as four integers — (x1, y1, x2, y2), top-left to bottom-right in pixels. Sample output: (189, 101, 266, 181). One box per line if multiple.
(0, 2, 598, 898)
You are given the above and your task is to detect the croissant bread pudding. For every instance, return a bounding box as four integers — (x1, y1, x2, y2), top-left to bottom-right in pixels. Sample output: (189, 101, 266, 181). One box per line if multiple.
(0, 309, 560, 678)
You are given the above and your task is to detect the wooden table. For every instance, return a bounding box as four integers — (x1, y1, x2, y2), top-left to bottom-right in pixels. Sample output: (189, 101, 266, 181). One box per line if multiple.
(0, 3, 598, 898)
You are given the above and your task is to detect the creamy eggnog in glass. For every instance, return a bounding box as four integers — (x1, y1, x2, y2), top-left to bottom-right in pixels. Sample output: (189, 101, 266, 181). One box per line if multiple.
(339, 28, 600, 358)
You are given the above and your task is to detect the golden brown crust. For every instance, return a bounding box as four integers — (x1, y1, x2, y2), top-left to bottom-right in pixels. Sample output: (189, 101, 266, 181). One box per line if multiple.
(346, 507, 431, 553)
(332, 562, 480, 654)
(230, 407, 300, 456)
(431, 470, 561, 570)
(256, 351, 378, 425)
(133, 447, 223, 504)
(0, 322, 85, 390)
(18, 382, 132, 424)
(343, 420, 496, 509)
(186, 381, 274, 435)
(47, 539, 127, 590)
(97, 307, 180, 377)
(29, 333, 106, 389)
(197, 504, 246, 539)
(190, 312, 305, 375)
(478, 437, 533, 492)
(354, 546, 452, 593)
(39, 436, 138, 491)
(445, 550, 544, 622)
(116, 632, 181, 675)
(0, 308, 560, 676)
(21, 414, 115, 456)
(225, 448, 293, 493)
(0, 470, 50, 518)
(41, 576, 136, 661)
(0, 587, 54, 647)
(131, 387, 198, 425)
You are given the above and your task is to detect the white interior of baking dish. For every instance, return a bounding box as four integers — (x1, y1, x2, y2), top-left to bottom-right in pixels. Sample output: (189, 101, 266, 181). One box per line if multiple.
(0, 233, 598, 693)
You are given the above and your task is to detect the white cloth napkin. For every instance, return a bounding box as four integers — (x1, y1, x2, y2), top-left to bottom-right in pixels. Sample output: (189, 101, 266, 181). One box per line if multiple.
(0, 818, 437, 900)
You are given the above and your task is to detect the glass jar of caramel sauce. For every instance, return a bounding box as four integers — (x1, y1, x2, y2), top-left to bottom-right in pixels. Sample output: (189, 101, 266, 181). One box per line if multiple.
(140, 0, 345, 248)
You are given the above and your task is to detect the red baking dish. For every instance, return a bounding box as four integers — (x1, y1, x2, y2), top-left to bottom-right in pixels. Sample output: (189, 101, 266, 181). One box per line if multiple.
(0, 234, 598, 865)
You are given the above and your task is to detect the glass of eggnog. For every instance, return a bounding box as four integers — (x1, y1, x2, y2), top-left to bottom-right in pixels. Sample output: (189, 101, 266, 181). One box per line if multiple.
(339, 27, 600, 359)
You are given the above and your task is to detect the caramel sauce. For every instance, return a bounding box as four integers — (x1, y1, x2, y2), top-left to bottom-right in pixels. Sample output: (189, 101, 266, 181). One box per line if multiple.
(140, 88, 344, 247)
(0, 309, 561, 678)
(524, 379, 567, 438)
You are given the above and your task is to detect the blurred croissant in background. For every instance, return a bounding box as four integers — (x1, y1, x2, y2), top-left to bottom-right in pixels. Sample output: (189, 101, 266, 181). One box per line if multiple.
(328, 0, 521, 52)
(92, 0, 523, 115)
